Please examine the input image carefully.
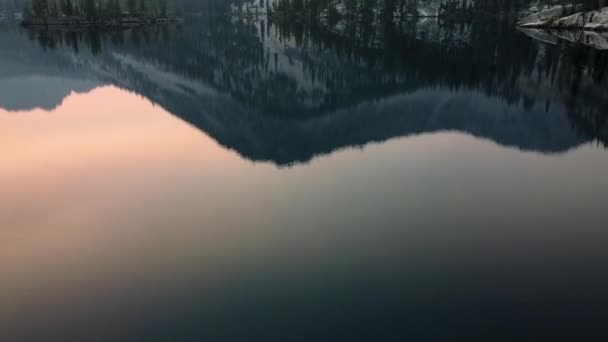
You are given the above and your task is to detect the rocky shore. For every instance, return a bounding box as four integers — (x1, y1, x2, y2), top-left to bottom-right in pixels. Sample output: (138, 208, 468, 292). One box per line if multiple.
(518, 5, 608, 31)
(21, 16, 180, 27)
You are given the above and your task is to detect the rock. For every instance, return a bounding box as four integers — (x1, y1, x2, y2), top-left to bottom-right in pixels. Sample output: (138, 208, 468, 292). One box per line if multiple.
(518, 6, 608, 31)
(518, 28, 559, 45)
(518, 5, 581, 27)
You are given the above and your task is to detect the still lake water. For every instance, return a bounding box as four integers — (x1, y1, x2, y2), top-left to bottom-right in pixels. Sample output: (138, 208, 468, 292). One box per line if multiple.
(1, 16, 608, 339)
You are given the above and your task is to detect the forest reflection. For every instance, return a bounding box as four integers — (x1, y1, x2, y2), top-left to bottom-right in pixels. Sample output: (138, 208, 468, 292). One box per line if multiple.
(18, 13, 608, 163)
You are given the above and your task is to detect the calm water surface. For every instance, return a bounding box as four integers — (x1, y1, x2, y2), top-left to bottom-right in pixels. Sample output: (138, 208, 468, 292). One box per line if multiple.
(1, 16, 608, 340)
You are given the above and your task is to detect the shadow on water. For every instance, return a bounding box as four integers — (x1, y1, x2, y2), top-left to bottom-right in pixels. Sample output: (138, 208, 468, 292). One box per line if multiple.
(2, 12, 608, 165)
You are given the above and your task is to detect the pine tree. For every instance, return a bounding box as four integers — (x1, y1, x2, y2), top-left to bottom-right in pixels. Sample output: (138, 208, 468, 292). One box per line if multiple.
(23, 2, 32, 17)
(31, 0, 48, 17)
(128, 0, 136, 15)
(49, 0, 58, 15)
(83, 0, 97, 18)
(116, 0, 122, 15)
(158, 0, 167, 16)
(138, 0, 147, 15)
(65, 0, 73, 15)
(103, 0, 112, 16)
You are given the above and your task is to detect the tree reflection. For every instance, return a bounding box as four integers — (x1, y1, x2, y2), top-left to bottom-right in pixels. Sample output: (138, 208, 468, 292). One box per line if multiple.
(26, 24, 177, 54)
(20, 12, 608, 162)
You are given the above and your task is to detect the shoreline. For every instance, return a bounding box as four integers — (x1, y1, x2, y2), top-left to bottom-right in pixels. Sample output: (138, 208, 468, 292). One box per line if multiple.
(21, 17, 181, 27)
(517, 23, 608, 31)
(517, 6, 608, 32)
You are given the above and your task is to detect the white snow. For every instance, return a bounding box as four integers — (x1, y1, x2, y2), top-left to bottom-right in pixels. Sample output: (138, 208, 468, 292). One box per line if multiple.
(556, 7, 608, 30)
(518, 28, 559, 45)
(518, 6, 608, 31)
(518, 5, 581, 26)
(111, 53, 219, 97)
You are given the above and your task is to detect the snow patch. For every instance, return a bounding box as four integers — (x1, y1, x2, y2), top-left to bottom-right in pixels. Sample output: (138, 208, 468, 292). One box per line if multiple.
(519, 6, 608, 31)
(518, 5, 581, 26)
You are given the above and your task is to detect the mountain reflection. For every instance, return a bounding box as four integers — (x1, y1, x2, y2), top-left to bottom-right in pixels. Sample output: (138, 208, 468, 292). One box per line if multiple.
(2, 14, 608, 165)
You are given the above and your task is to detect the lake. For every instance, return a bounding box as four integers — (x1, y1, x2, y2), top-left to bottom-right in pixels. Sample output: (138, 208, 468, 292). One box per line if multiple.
(1, 15, 608, 340)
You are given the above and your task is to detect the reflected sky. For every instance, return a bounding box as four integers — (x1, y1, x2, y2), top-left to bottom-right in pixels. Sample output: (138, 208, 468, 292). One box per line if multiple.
(2, 11, 608, 338)
(2, 85, 608, 339)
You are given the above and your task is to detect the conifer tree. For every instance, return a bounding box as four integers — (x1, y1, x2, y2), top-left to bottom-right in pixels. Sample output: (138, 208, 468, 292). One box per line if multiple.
(83, 0, 97, 18)
(128, 0, 136, 15)
(31, 0, 48, 17)
(65, 0, 73, 15)
(158, 0, 167, 16)
(138, 0, 147, 15)
(48, 0, 58, 15)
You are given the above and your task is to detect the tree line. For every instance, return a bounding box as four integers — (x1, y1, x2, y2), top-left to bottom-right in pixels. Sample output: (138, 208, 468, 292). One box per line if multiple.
(536, 0, 606, 10)
(24, 0, 172, 18)
(267, 0, 608, 21)
(268, 0, 538, 20)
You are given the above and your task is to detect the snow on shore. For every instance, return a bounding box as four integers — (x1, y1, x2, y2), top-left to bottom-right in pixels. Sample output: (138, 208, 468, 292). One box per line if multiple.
(518, 5, 581, 26)
(518, 5, 608, 31)
(553, 7, 608, 30)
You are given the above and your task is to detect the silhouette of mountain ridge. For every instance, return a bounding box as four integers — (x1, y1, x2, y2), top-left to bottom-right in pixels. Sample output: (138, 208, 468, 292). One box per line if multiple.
(2, 17, 606, 165)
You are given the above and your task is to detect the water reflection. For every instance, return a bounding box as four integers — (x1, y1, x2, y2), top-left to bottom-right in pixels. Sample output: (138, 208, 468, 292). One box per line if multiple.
(2, 15, 607, 165)
(3, 12, 608, 339)
(2, 85, 608, 340)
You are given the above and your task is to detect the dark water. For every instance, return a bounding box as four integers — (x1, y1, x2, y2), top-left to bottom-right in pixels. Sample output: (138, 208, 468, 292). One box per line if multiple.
(1, 15, 608, 340)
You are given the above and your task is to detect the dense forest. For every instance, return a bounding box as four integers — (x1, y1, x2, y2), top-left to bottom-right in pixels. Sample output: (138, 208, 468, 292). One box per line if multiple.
(15, 10, 608, 160)
(21, 0, 175, 19)
(0, 0, 606, 20)
(2, 0, 607, 158)
(267, 0, 606, 21)
(268, 0, 532, 20)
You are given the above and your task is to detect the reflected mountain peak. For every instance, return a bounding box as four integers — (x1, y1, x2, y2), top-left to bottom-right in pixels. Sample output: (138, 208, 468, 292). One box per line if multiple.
(4, 2, 608, 339)
(1, 13, 607, 165)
